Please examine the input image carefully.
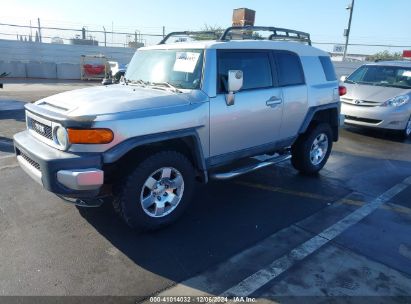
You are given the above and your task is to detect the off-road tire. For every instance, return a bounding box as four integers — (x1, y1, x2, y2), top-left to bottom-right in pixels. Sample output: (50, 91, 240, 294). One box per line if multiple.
(291, 123, 333, 175)
(113, 151, 195, 231)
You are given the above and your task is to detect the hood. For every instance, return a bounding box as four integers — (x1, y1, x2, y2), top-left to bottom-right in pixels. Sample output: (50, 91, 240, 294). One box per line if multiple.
(344, 83, 411, 103)
(34, 85, 195, 118)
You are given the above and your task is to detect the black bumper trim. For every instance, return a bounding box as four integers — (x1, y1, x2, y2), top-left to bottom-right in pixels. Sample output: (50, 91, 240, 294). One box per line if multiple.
(14, 130, 103, 198)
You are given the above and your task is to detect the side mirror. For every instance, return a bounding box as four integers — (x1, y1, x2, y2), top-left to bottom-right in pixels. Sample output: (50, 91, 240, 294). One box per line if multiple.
(225, 70, 243, 106)
(340, 75, 347, 82)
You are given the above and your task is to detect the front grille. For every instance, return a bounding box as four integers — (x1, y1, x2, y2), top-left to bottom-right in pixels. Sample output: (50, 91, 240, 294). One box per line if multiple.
(345, 115, 382, 124)
(341, 98, 381, 107)
(28, 117, 53, 140)
(19, 151, 41, 171)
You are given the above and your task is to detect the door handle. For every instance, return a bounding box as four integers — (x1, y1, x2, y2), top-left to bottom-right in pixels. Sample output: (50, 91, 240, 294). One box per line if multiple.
(266, 96, 282, 107)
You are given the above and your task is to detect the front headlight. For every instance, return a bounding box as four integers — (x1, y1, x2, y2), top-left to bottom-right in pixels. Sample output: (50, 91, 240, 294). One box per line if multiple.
(55, 126, 69, 149)
(381, 95, 410, 107)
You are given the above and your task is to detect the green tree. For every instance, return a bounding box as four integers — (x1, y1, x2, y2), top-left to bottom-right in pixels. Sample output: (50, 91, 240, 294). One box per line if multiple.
(192, 24, 224, 40)
(366, 50, 403, 62)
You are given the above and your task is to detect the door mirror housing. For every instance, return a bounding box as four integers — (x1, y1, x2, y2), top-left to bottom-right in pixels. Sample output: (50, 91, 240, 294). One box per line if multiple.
(225, 70, 243, 106)
(340, 75, 348, 82)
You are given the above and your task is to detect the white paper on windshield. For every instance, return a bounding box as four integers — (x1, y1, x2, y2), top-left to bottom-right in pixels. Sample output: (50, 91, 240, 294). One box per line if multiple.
(173, 52, 200, 73)
(402, 70, 411, 77)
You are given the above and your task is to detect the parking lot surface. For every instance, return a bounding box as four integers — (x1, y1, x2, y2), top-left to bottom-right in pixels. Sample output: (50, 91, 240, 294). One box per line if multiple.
(0, 80, 410, 302)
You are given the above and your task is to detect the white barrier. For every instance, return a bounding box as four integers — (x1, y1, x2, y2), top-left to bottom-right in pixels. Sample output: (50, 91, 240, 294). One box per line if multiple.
(0, 38, 366, 81)
(0, 39, 136, 79)
(0, 61, 26, 78)
(26, 62, 57, 78)
(57, 63, 81, 80)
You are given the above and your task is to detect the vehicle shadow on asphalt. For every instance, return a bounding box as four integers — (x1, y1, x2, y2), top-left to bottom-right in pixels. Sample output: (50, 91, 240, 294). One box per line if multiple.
(74, 150, 411, 295)
(0, 136, 14, 153)
(0, 109, 26, 122)
(75, 165, 351, 286)
(78, 162, 362, 288)
(344, 125, 411, 144)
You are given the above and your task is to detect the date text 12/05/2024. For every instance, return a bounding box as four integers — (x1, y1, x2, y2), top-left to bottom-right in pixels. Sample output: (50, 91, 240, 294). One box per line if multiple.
(149, 296, 257, 303)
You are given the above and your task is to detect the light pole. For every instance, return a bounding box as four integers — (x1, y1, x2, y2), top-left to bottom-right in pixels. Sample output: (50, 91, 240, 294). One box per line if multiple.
(343, 0, 355, 61)
(103, 26, 107, 47)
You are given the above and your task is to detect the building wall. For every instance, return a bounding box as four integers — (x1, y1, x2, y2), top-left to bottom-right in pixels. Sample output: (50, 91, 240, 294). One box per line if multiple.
(0, 39, 137, 79)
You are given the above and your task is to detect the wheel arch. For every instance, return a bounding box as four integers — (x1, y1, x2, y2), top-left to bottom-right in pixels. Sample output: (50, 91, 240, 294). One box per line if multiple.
(299, 103, 340, 141)
(103, 129, 208, 183)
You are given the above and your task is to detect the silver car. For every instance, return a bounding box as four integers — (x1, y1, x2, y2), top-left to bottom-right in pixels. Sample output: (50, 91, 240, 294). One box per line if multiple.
(341, 61, 411, 138)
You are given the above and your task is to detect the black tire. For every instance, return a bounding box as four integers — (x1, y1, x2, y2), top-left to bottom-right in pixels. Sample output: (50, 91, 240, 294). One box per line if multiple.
(291, 123, 333, 175)
(113, 151, 195, 231)
(401, 116, 411, 139)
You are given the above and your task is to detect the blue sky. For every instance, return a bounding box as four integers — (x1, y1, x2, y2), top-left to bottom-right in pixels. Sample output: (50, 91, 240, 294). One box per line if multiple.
(1, 0, 411, 54)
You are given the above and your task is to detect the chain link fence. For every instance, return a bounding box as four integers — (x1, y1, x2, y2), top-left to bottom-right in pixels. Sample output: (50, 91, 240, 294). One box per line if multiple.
(0, 21, 167, 48)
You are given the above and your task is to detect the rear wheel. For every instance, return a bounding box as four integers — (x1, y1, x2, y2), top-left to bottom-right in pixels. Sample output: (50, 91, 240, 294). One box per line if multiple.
(291, 123, 333, 175)
(113, 151, 195, 230)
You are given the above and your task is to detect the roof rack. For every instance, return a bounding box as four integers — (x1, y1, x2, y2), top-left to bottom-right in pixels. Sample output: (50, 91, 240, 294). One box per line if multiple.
(158, 31, 221, 45)
(219, 26, 311, 45)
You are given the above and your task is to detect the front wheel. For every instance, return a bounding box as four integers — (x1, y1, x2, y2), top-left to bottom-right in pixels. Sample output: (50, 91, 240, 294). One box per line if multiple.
(291, 123, 333, 175)
(113, 151, 195, 230)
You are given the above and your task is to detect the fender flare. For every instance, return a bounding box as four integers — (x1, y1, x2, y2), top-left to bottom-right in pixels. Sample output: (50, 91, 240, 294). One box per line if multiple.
(298, 102, 340, 140)
(102, 128, 207, 172)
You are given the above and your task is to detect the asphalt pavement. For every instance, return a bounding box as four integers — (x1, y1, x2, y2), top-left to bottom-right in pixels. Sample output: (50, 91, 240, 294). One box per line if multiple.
(0, 80, 410, 303)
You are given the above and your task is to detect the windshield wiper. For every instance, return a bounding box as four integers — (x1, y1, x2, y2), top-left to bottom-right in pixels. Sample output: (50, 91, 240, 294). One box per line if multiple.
(128, 79, 148, 86)
(344, 79, 356, 84)
(150, 81, 183, 93)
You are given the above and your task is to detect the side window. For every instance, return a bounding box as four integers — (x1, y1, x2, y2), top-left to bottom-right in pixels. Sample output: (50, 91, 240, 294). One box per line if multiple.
(275, 52, 305, 86)
(347, 66, 367, 82)
(218, 51, 273, 92)
(319, 56, 337, 81)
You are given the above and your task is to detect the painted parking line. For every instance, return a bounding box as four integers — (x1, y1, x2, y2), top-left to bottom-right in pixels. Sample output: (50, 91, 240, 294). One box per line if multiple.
(236, 181, 411, 216)
(221, 176, 411, 297)
(155, 177, 411, 299)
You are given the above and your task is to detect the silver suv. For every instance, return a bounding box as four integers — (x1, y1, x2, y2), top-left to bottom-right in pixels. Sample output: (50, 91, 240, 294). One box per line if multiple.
(13, 26, 343, 230)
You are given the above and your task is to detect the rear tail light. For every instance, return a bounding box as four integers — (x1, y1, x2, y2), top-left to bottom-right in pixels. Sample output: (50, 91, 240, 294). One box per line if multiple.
(339, 86, 347, 96)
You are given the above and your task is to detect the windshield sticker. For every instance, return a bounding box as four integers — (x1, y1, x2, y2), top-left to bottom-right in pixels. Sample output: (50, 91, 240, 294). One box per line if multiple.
(173, 52, 200, 73)
(401, 70, 411, 77)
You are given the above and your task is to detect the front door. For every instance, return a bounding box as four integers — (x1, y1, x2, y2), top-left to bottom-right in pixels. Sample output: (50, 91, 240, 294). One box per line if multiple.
(209, 50, 284, 158)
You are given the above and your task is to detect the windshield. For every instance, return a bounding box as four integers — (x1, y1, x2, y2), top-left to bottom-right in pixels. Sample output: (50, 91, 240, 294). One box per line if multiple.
(125, 49, 204, 90)
(346, 65, 411, 89)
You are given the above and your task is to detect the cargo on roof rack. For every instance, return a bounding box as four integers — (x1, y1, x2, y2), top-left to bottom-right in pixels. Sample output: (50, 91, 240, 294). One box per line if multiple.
(219, 26, 311, 45)
(158, 31, 221, 45)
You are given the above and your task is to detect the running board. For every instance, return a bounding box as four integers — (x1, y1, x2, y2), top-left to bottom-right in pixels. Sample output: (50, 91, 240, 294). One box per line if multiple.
(210, 154, 291, 180)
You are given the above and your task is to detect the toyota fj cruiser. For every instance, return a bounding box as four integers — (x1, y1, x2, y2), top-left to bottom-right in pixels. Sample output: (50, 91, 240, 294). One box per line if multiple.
(14, 26, 344, 230)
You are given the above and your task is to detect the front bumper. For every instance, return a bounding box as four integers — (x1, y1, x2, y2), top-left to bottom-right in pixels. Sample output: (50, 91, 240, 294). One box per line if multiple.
(341, 103, 410, 130)
(14, 130, 104, 198)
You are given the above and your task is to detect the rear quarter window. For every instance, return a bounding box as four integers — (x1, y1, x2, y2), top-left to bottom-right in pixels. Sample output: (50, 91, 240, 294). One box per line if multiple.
(275, 52, 305, 86)
(319, 56, 337, 81)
